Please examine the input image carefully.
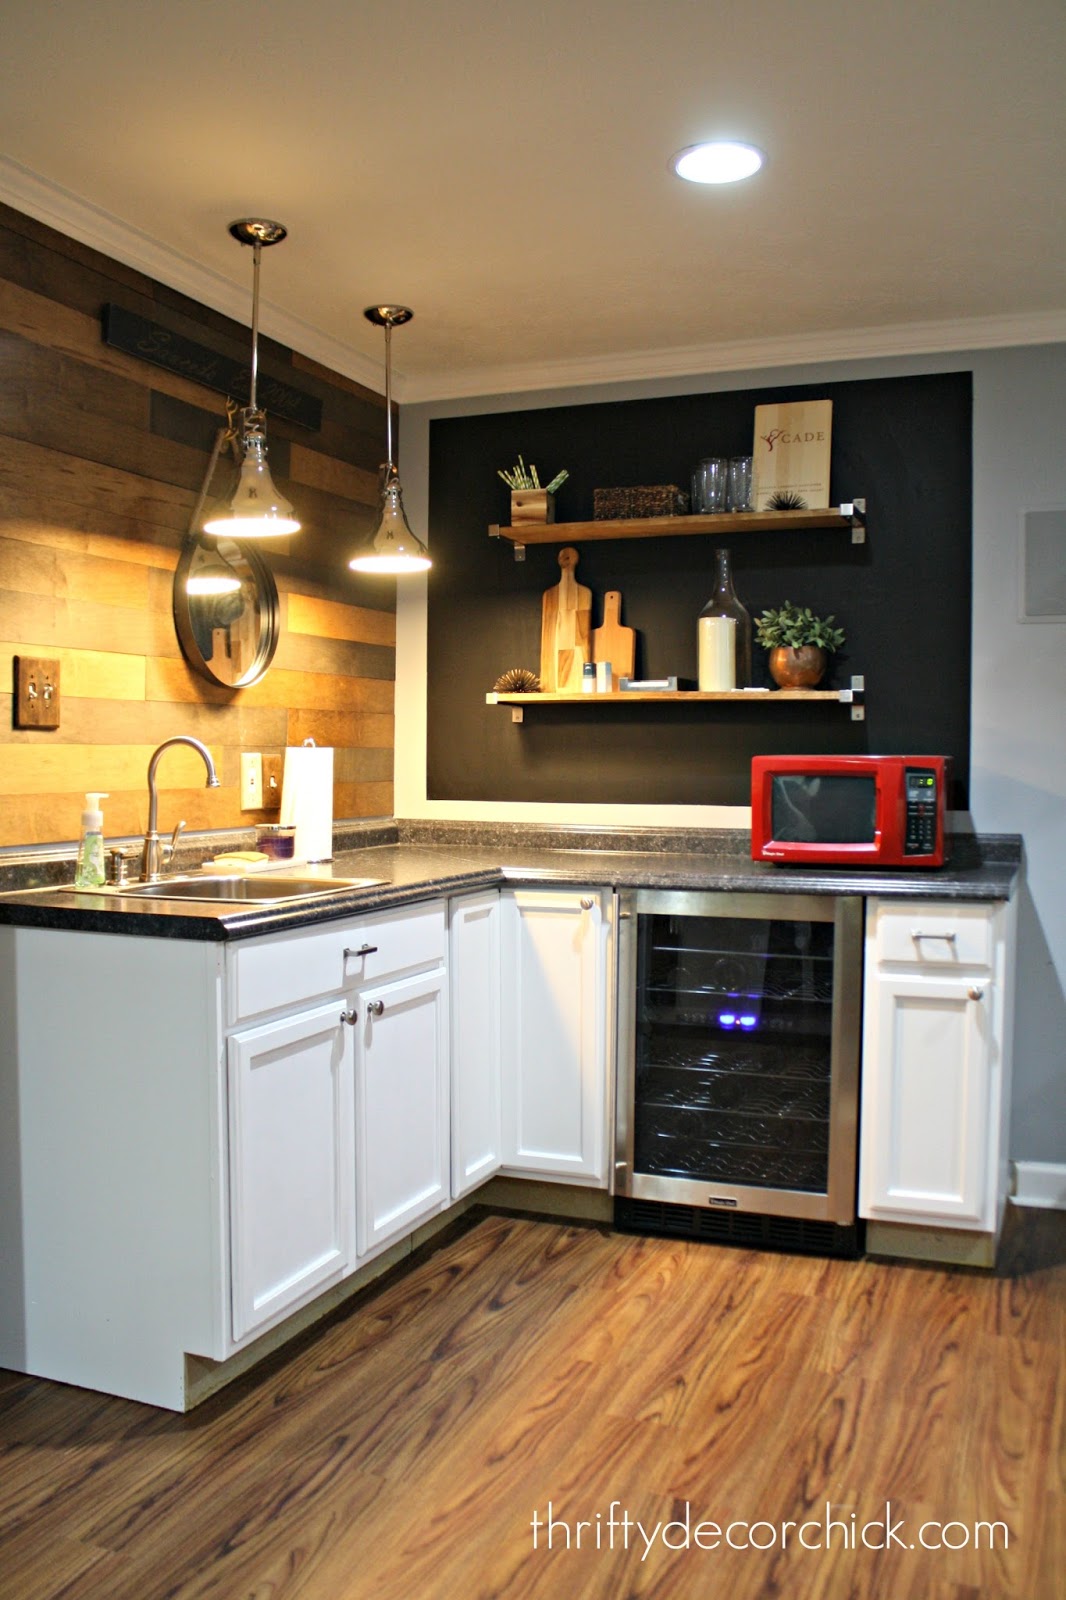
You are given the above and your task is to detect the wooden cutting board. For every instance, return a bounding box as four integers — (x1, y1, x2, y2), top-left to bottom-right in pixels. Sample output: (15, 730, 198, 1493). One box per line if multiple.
(591, 589, 635, 681)
(540, 547, 591, 692)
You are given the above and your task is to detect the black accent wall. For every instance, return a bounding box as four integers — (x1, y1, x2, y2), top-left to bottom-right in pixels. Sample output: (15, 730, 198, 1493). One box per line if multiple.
(426, 371, 972, 807)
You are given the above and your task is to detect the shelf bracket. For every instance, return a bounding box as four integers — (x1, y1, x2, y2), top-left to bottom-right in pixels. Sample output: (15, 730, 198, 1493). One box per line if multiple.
(839, 497, 867, 544)
(839, 674, 866, 721)
(486, 692, 525, 722)
(489, 523, 526, 560)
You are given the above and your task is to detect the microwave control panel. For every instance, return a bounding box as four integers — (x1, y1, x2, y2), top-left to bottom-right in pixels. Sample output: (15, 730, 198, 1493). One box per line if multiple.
(904, 767, 939, 854)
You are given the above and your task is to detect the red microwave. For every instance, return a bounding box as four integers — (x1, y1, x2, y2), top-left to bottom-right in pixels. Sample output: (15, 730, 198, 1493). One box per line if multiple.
(751, 754, 952, 868)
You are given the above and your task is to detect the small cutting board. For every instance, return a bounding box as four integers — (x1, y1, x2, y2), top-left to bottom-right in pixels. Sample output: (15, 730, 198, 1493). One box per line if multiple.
(540, 547, 591, 692)
(591, 590, 635, 681)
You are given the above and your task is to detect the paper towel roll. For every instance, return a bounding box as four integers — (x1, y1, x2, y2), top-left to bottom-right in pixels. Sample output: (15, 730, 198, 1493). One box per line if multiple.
(280, 741, 334, 861)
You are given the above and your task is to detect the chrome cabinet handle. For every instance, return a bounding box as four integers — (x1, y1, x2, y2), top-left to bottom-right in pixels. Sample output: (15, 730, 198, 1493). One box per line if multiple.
(968, 987, 985, 1002)
(366, 999, 385, 1017)
(579, 896, 595, 911)
(910, 929, 957, 943)
(343, 943, 378, 958)
(340, 1008, 358, 1025)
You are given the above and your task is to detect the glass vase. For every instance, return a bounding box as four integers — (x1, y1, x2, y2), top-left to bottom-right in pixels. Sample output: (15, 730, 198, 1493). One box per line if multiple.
(697, 548, 752, 689)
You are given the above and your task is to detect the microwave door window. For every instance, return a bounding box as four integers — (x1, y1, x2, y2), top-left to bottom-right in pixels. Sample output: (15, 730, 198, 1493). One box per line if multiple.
(771, 775, 877, 844)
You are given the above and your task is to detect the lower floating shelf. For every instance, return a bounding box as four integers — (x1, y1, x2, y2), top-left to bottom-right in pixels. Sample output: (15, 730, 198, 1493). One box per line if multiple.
(488, 689, 840, 704)
(486, 679, 865, 721)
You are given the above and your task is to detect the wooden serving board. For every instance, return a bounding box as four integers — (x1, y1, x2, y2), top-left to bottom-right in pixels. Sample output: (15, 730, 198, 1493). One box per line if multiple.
(540, 546, 591, 692)
(591, 590, 635, 680)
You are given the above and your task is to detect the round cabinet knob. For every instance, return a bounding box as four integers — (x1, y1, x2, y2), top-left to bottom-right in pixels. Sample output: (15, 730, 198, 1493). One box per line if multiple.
(340, 1008, 358, 1025)
(579, 897, 595, 911)
(968, 987, 985, 1002)
(367, 999, 385, 1017)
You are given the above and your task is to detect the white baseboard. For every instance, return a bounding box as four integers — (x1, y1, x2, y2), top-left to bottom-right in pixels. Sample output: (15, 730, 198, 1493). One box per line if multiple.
(1012, 1161, 1066, 1210)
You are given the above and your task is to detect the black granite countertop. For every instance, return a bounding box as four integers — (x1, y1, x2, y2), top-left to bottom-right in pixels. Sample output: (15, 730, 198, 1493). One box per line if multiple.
(0, 824, 1024, 942)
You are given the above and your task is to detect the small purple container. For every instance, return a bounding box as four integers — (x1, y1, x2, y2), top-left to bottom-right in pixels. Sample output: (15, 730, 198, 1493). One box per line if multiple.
(256, 824, 296, 860)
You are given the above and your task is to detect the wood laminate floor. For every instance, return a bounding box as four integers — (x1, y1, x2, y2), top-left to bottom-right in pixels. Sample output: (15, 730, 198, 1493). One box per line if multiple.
(1, 1205, 1063, 1600)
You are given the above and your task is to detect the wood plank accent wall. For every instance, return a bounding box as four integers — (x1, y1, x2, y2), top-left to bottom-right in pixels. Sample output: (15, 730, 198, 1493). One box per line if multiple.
(0, 203, 396, 848)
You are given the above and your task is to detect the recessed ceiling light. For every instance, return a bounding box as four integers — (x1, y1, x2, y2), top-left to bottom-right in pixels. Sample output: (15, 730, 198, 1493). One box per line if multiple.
(671, 141, 766, 185)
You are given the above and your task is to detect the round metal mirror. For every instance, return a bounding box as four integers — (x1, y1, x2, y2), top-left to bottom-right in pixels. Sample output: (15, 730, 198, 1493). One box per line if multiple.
(173, 534, 280, 688)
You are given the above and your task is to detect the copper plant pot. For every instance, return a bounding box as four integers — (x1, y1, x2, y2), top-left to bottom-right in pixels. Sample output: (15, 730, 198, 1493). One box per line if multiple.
(768, 644, 827, 689)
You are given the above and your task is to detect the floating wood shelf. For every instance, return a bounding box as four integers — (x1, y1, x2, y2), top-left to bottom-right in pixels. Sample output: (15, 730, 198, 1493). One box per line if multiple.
(489, 500, 866, 558)
(487, 678, 866, 722)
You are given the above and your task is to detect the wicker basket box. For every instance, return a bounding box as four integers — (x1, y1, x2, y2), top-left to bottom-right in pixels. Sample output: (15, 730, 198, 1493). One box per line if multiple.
(593, 485, 688, 520)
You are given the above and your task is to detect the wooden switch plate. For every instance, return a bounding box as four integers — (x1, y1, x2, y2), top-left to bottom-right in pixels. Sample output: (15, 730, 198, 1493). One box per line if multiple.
(14, 656, 61, 728)
(261, 754, 283, 810)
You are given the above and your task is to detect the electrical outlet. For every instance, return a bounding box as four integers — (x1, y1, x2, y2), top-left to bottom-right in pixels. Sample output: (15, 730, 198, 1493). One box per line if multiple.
(261, 754, 283, 810)
(240, 752, 263, 811)
(14, 656, 61, 729)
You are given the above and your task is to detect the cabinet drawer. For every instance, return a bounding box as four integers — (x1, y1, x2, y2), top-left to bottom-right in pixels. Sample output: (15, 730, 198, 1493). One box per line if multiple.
(870, 901, 994, 970)
(227, 899, 447, 1025)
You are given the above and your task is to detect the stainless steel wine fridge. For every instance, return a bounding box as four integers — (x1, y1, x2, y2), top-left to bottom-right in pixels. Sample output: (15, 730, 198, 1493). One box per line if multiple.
(614, 888, 864, 1256)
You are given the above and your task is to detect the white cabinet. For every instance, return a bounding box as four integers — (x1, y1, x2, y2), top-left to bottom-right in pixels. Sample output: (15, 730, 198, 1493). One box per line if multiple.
(859, 898, 1016, 1239)
(228, 1002, 355, 1342)
(449, 890, 503, 1198)
(499, 887, 613, 1186)
(355, 965, 449, 1256)
(232, 900, 450, 1268)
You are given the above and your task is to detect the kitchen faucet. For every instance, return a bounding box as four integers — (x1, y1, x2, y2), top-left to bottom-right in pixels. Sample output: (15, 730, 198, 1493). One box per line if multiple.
(141, 736, 220, 882)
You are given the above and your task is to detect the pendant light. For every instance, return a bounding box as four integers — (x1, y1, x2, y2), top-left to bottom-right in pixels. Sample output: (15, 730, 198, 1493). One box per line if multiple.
(202, 219, 300, 539)
(349, 306, 431, 574)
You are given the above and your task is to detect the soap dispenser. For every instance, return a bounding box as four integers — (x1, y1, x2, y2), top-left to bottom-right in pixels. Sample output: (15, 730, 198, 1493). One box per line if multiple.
(74, 793, 109, 888)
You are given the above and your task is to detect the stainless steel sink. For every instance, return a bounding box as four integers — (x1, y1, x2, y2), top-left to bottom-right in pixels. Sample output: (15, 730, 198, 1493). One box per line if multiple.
(120, 875, 385, 905)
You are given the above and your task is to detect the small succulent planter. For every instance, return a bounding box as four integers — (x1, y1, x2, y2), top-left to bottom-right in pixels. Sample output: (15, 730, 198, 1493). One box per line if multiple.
(767, 644, 828, 689)
(755, 601, 846, 691)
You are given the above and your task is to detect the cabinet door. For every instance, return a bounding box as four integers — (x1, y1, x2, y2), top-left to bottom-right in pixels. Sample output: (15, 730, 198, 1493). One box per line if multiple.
(500, 888, 611, 1185)
(228, 1003, 355, 1344)
(859, 973, 993, 1227)
(449, 891, 502, 1199)
(356, 967, 449, 1257)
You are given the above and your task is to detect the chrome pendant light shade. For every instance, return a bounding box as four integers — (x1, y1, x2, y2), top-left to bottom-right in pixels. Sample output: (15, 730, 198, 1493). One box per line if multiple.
(349, 305, 431, 575)
(202, 219, 300, 540)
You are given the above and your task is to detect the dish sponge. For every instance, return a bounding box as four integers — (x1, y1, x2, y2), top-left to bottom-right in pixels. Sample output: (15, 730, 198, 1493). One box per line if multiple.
(202, 851, 273, 875)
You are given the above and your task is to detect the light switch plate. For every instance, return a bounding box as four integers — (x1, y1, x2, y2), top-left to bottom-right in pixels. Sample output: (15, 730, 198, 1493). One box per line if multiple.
(240, 752, 263, 810)
(14, 656, 61, 728)
(261, 753, 283, 810)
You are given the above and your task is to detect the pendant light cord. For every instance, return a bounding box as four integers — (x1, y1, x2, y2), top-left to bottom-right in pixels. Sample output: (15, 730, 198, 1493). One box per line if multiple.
(248, 240, 261, 415)
(383, 317, 394, 467)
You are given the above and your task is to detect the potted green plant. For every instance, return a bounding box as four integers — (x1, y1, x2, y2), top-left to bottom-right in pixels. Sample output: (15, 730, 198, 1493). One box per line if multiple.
(754, 601, 846, 689)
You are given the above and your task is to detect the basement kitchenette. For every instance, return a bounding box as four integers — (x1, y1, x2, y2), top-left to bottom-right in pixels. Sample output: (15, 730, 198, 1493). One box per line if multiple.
(0, 819, 1022, 1412)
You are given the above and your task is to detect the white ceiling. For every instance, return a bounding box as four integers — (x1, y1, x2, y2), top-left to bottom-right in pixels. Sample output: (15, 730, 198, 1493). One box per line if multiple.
(2, 0, 1064, 402)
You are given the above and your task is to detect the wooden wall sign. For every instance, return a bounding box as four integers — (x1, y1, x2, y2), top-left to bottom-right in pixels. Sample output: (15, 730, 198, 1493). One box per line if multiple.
(752, 399, 832, 511)
(102, 304, 323, 431)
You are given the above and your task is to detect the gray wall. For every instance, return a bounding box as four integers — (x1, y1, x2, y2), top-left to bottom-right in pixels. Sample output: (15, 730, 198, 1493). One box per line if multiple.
(399, 342, 1066, 1166)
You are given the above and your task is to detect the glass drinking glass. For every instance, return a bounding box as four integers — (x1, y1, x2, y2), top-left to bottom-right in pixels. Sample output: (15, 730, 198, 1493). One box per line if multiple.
(692, 458, 729, 513)
(728, 455, 753, 512)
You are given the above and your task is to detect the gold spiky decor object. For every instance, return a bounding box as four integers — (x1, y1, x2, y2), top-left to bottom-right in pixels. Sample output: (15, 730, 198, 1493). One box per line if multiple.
(493, 668, 541, 693)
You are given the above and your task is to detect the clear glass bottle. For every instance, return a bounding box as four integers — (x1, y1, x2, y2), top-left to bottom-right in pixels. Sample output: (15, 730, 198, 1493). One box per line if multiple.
(698, 548, 752, 689)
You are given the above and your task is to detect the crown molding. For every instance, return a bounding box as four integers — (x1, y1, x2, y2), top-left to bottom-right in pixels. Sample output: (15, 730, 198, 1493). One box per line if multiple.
(0, 157, 387, 397)
(403, 310, 1066, 403)
(3, 157, 1064, 409)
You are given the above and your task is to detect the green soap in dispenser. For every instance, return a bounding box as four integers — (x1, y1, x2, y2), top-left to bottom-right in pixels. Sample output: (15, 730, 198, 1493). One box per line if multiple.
(74, 792, 109, 888)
